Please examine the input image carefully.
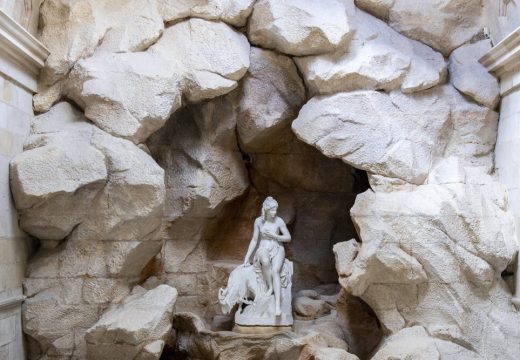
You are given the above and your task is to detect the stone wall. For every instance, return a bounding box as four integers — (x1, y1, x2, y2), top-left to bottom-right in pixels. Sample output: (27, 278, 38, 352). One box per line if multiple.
(0, 72, 30, 360)
(0, 7, 47, 360)
(5, 1, 520, 359)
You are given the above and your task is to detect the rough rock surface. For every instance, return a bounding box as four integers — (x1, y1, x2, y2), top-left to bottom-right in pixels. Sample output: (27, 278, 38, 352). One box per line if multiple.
(13, 103, 165, 359)
(158, 0, 255, 26)
(355, 0, 483, 55)
(66, 18, 250, 143)
(38, 0, 164, 89)
(147, 93, 249, 315)
(86, 285, 178, 360)
(339, 175, 520, 359)
(236, 47, 306, 153)
(248, 0, 352, 56)
(173, 312, 359, 360)
(10, 102, 165, 245)
(295, 9, 446, 95)
(292, 85, 497, 184)
(371, 326, 484, 360)
(449, 40, 500, 109)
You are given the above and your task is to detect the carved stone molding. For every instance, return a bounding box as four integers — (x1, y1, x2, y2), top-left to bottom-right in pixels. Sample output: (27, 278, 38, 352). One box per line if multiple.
(0, 8, 48, 92)
(480, 25, 520, 95)
(0, 295, 24, 311)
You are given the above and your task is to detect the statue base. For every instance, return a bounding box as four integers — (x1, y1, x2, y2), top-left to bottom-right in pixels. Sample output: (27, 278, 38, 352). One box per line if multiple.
(233, 324, 292, 334)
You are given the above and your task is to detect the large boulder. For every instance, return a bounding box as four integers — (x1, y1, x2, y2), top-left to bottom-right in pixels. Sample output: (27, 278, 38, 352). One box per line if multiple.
(248, 0, 352, 56)
(355, 0, 483, 55)
(295, 8, 446, 95)
(10, 102, 165, 245)
(236, 47, 306, 153)
(11, 103, 166, 359)
(38, 0, 164, 87)
(338, 174, 520, 359)
(448, 39, 500, 109)
(86, 285, 178, 360)
(66, 18, 250, 143)
(371, 326, 484, 360)
(157, 0, 255, 26)
(292, 85, 497, 184)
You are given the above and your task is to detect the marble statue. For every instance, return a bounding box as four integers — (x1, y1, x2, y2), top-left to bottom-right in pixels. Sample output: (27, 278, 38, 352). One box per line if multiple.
(219, 196, 294, 329)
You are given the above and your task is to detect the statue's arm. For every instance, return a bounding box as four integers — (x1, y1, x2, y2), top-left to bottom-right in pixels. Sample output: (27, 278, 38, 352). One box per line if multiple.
(243, 218, 260, 265)
(277, 218, 291, 243)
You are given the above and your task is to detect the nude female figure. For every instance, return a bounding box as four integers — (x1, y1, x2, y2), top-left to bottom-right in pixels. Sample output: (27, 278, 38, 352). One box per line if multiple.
(243, 197, 291, 316)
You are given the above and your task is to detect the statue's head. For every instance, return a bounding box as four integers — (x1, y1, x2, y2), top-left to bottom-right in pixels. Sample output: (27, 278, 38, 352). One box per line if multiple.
(261, 196, 278, 221)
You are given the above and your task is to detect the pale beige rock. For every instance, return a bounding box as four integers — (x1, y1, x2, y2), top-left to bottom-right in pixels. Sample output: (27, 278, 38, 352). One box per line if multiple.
(10, 103, 165, 243)
(295, 9, 446, 95)
(157, 18, 250, 103)
(449, 40, 500, 108)
(293, 296, 330, 320)
(237, 47, 306, 153)
(158, 0, 255, 26)
(66, 18, 250, 143)
(137, 340, 165, 360)
(23, 298, 100, 359)
(292, 85, 497, 184)
(356, 0, 483, 55)
(333, 240, 359, 278)
(147, 93, 248, 222)
(36, 0, 164, 111)
(12, 103, 166, 359)
(86, 285, 177, 360)
(312, 347, 359, 360)
(248, 0, 352, 56)
(173, 312, 340, 359)
(371, 326, 484, 360)
(342, 179, 520, 359)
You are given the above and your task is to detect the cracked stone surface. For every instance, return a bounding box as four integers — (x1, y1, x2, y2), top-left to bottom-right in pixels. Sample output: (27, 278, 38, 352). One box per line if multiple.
(292, 85, 497, 185)
(355, 0, 483, 55)
(66, 18, 250, 143)
(295, 8, 446, 95)
(248, 0, 352, 56)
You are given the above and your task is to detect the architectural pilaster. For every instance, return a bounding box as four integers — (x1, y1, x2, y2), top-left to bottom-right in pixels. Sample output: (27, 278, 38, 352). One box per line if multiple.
(0, 8, 48, 360)
(480, 26, 520, 307)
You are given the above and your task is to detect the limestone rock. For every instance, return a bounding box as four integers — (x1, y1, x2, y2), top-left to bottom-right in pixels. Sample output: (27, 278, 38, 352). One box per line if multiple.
(311, 348, 360, 360)
(292, 85, 497, 184)
(371, 326, 484, 360)
(295, 9, 446, 95)
(86, 285, 178, 360)
(355, 0, 483, 55)
(147, 93, 248, 222)
(248, 0, 352, 56)
(66, 18, 250, 143)
(173, 312, 341, 359)
(293, 296, 331, 320)
(342, 179, 520, 359)
(10, 102, 165, 244)
(38, 0, 164, 86)
(158, 0, 255, 26)
(333, 240, 359, 278)
(236, 47, 306, 153)
(449, 40, 500, 108)
(12, 103, 165, 359)
(66, 51, 183, 144)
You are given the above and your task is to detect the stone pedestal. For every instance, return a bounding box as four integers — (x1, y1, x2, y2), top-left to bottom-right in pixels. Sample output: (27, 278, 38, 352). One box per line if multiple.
(481, 25, 520, 308)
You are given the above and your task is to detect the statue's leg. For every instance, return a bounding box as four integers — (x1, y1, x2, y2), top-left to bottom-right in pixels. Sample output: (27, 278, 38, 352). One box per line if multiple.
(272, 250, 285, 316)
(259, 252, 273, 295)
